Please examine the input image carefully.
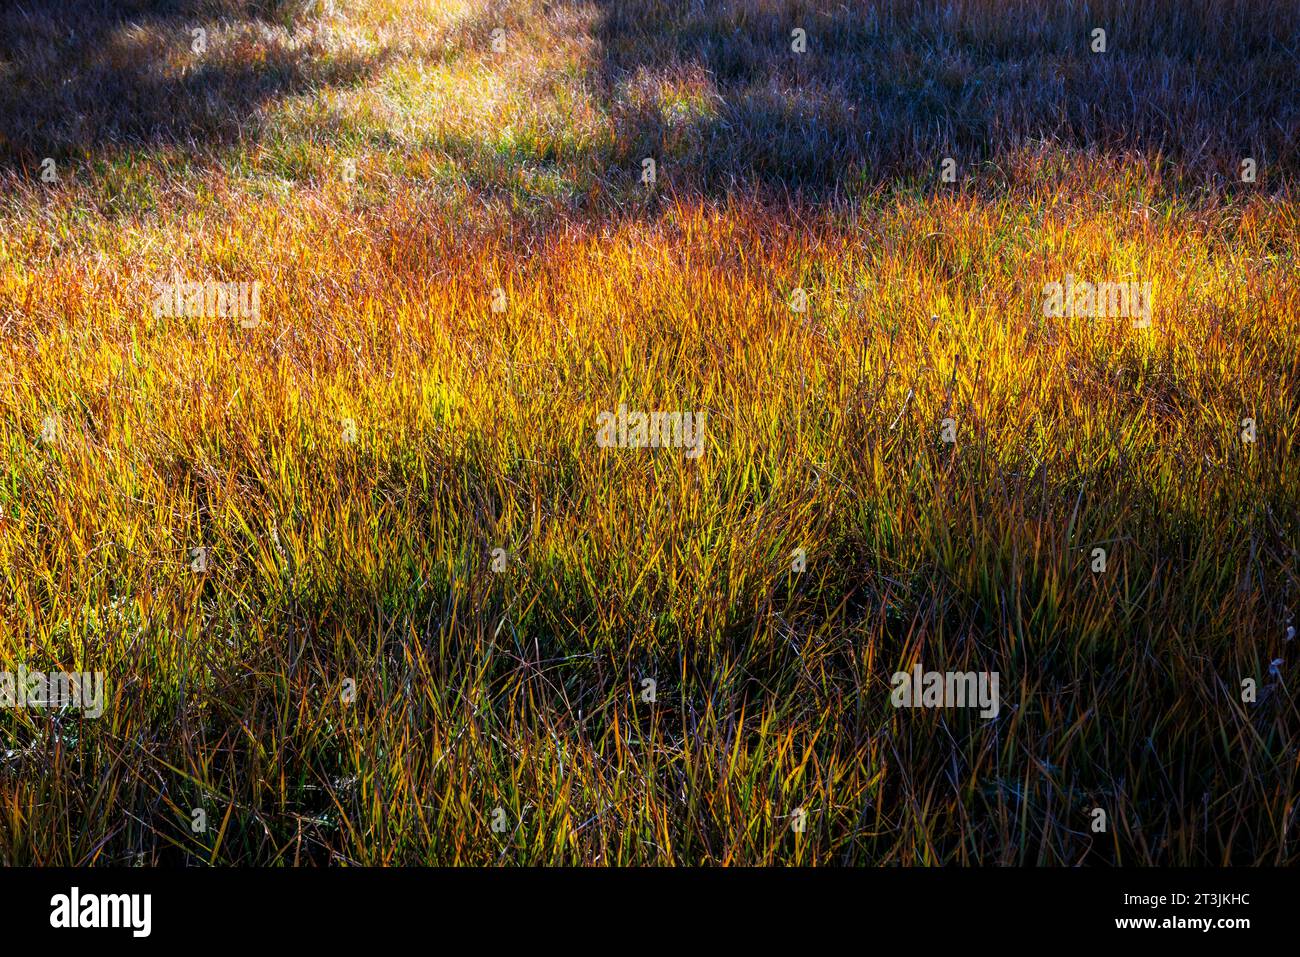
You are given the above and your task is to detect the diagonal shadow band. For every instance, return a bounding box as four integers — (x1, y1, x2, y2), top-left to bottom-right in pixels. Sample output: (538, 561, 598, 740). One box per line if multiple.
(586, 0, 1300, 199)
(0, 0, 385, 173)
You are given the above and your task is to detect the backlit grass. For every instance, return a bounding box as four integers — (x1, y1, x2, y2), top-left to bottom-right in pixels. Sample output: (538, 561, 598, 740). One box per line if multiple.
(0, 0, 1297, 865)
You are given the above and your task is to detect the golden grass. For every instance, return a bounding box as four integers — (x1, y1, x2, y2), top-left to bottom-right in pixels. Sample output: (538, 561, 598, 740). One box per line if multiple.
(0, 0, 1297, 864)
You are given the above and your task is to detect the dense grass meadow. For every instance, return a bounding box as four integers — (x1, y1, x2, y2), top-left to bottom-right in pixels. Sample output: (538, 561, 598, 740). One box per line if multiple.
(0, 0, 1297, 866)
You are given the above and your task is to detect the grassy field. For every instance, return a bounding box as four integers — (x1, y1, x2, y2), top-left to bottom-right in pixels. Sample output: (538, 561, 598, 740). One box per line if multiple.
(1, 0, 1298, 865)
